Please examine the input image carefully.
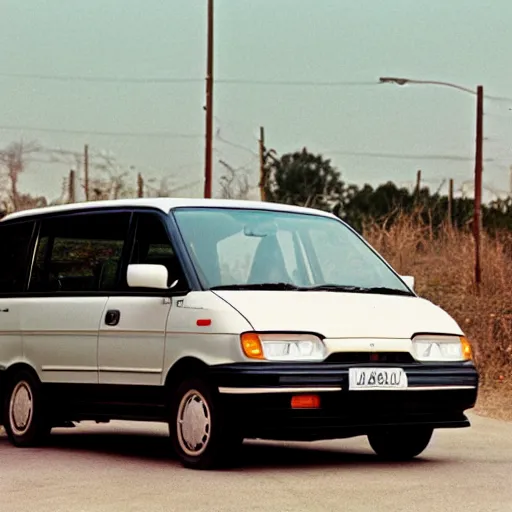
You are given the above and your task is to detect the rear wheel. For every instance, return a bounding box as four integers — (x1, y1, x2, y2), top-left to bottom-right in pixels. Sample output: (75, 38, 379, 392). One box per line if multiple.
(169, 378, 242, 470)
(368, 427, 433, 461)
(3, 370, 51, 447)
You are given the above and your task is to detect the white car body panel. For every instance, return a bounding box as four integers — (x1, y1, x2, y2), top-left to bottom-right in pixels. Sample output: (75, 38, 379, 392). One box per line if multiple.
(20, 297, 108, 383)
(3, 197, 335, 222)
(0, 298, 23, 368)
(213, 290, 463, 341)
(98, 296, 173, 386)
(163, 291, 253, 374)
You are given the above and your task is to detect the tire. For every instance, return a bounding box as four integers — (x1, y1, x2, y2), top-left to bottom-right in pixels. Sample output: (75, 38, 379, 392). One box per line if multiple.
(368, 427, 433, 461)
(3, 370, 51, 447)
(169, 377, 242, 470)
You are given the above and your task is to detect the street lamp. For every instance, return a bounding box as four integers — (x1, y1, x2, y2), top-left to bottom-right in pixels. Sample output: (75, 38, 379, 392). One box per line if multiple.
(379, 76, 483, 287)
(379, 77, 478, 95)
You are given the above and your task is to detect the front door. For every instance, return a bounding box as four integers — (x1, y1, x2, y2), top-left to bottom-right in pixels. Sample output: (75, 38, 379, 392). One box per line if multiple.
(98, 211, 188, 386)
(97, 295, 171, 385)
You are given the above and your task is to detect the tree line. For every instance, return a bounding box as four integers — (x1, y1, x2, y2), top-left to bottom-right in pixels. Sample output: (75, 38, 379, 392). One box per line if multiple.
(262, 147, 512, 234)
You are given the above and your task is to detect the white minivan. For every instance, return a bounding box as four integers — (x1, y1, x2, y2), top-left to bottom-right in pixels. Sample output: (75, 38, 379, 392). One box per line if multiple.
(0, 198, 478, 469)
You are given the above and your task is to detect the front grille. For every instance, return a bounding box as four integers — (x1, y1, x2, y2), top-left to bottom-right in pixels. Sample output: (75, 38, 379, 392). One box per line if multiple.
(324, 351, 416, 364)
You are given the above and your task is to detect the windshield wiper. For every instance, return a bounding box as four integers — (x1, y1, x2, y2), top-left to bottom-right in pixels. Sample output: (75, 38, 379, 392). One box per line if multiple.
(303, 284, 363, 293)
(210, 282, 301, 291)
(302, 284, 413, 296)
(210, 283, 413, 296)
(360, 286, 413, 296)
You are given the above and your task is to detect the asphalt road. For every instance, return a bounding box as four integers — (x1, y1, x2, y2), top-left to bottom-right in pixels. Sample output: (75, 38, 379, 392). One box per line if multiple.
(1, 413, 511, 512)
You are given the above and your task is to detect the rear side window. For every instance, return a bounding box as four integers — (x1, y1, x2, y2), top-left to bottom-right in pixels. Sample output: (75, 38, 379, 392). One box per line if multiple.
(29, 211, 131, 293)
(0, 221, 35, 293)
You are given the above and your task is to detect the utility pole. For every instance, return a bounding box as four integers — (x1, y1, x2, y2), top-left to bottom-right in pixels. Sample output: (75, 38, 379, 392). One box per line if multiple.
(448, 178, 454, 227)
(137, 173, 144, 198)
(379, 76, 484, 287)
(68, 170, 76, 203)
(203, 0, 214, 199)
(415, 169, 422, 199)
(259, 126, 266, 201)
(473, 85, 484, 288)
(84, 144, 89, 201)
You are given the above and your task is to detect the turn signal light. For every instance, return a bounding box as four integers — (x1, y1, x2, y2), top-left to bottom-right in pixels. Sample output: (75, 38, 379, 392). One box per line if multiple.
(241, 332, 264, 359)
(291, 394, 321, 409)
(461, 336, 473, 360)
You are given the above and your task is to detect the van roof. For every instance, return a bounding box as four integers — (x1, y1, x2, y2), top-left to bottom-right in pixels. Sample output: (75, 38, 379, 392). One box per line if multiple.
(1, 197, 335, 222)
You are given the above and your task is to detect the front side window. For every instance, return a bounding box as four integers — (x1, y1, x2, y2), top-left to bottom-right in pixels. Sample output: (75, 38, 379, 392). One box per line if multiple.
(128, 212, 187, 292)
(0, 221, 35, 293)
(29, 211, 130, 293)
(173, 207, 410, 294)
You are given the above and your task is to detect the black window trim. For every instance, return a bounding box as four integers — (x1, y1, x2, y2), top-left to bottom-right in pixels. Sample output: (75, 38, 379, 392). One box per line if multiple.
(26, 209, 133, 296)
(0, 218, 38, 296)
(168, 204, 414, 293)
(119, 209, 194, 295)
(0, 205, 202, 298)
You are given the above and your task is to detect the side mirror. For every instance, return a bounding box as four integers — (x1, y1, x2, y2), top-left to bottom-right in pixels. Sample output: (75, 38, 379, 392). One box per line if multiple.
(400, 275, 415, 291)
(127, 264, 169, 289)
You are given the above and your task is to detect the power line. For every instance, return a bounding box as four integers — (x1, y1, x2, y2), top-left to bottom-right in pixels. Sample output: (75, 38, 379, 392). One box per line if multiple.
(215, 134, 258, 155)
(323, 150, 495, 162)
(215, 137, 499, 163)
(0, 72, 202, 84)
(0, 72, 378, 87)
(2, 72, 510, 105)
(218, 79, 377, 87)
(0, 125, 202, 139)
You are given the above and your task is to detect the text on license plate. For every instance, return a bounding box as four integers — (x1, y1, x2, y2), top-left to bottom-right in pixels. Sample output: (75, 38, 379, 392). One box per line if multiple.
(348, 367, 408, 390)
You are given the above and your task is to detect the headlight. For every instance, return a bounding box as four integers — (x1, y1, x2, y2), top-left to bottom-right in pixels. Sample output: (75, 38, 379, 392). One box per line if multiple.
(240, 332, 326, 361)
(411, 335, 473, 362)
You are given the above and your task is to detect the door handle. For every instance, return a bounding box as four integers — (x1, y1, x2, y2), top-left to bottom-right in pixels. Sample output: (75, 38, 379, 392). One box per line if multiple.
(105, 309, 121, 326)
(1, 308, 8, 313)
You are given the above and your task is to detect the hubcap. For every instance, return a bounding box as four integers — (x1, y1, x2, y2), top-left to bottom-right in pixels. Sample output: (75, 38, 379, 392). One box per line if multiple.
(176, 389, 211, 456)
(9, 381, 34, 436)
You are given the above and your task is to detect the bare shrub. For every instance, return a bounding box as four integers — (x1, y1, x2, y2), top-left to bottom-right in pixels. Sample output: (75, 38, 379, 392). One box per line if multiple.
(364, 211, 512, 388)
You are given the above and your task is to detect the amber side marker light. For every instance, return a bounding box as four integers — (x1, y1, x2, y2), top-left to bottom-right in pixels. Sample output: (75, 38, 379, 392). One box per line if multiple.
(291, 395, 321, 409)
(241, 332, 264, 359)
(461, 336, 473, 360)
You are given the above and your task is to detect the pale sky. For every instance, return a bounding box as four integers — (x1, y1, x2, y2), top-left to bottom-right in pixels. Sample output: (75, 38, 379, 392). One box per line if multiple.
(1, 0, 512, 203)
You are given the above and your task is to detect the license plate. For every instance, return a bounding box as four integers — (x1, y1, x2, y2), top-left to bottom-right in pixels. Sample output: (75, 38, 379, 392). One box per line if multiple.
(349, 367, 408, 390)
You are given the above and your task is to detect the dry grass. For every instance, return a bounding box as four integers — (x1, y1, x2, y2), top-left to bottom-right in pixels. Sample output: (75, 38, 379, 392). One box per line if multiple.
(364, 211, 512, 420)
(474, 383, 512, 421)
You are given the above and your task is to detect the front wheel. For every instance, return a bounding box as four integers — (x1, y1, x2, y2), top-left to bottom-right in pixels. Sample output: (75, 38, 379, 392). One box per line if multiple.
(169, 378, 242, 470)
(3, 370, 52, 447)
(368, 427, 433, 461)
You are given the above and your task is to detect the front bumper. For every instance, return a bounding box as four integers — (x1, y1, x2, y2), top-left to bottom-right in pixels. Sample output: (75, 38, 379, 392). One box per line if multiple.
(209, 362, 479, 441)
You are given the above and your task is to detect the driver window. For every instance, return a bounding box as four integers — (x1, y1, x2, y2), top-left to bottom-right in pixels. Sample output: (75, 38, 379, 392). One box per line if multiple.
(129, 213, 187, 292)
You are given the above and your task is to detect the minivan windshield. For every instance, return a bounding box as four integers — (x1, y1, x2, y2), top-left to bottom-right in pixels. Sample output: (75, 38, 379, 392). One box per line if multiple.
(173, 207, 412, 296)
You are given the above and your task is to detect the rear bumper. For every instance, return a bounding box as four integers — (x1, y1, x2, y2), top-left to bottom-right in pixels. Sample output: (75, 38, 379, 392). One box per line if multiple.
(209, 362, 479, 441)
